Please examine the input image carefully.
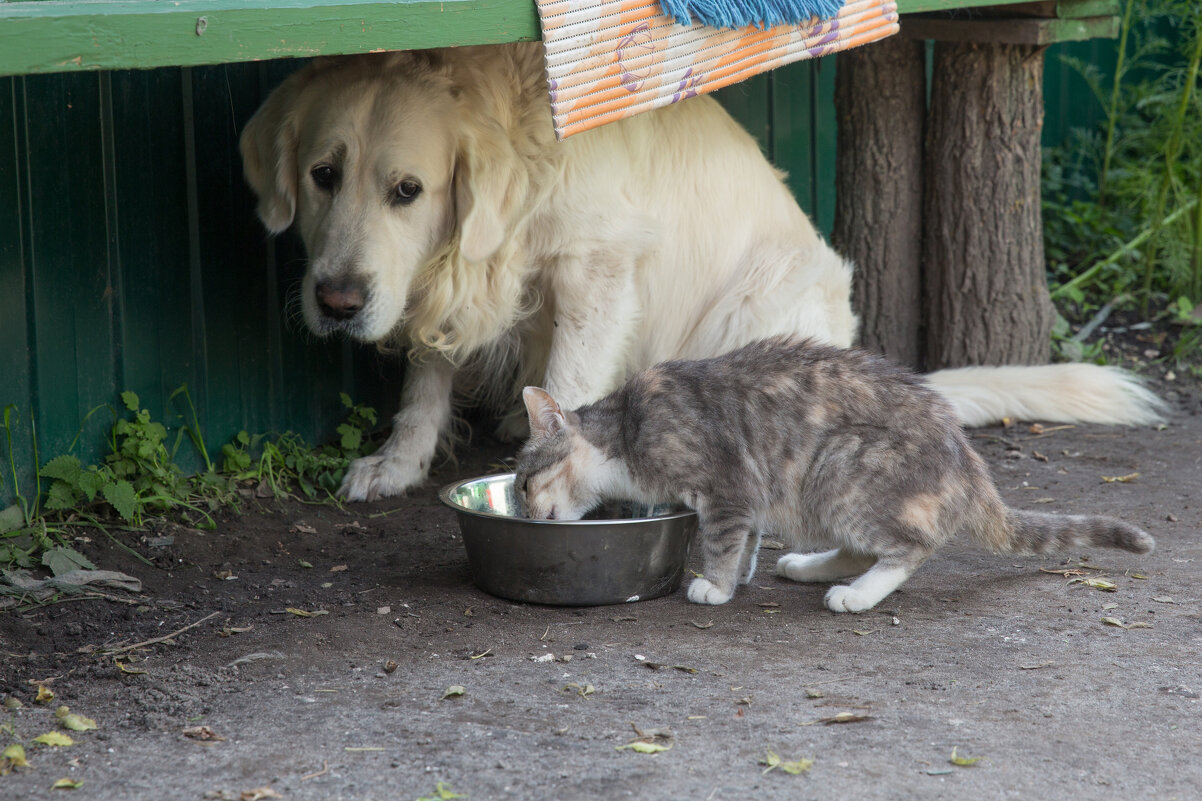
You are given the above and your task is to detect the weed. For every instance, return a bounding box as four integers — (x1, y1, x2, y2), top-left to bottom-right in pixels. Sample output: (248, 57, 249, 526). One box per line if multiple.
(1, 390, 379, 578)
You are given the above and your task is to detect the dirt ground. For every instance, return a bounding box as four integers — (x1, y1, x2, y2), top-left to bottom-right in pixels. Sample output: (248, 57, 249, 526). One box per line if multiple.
(2, 370, 1200, 801)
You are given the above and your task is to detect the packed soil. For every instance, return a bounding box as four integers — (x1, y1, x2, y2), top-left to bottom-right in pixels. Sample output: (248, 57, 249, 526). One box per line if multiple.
(2, 376, 1200, 800)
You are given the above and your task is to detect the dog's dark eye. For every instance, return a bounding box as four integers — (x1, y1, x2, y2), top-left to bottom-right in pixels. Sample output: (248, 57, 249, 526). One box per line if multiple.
(310, 164, 338, 192)
(392, 179, 422, 206)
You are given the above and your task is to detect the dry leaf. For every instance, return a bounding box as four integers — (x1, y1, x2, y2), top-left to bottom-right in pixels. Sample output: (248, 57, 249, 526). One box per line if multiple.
(616, 741, 671, 754)
(55, 706, 97, 732)
(115, 661, 148, 674)
(950, 746, 982, 766)
(33, 684, 55, 704)
(1101, 472, 1139, 484)
(290, 522, 317, 534)
(1069, 577, 1117, 592)
(51, 778, 84, 790)
(2, 743, 29, 769)
(563, 683, 595, 698)
(240, 787, 282, 801)
(759, 749, 813, 774)
(441, 685, 466, 700)
(285, 608, 328, 617)
(182, 725, 225, 742)
(33, 731, 75, 747)
(329, 564, 348, 573)
(820, 712, 871, 724)
(691, 620, 714, 629)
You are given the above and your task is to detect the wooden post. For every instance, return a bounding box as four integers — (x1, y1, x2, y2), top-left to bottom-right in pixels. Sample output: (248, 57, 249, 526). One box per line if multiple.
(922, 40, 1055, 369)
(833, 36, 927, 368)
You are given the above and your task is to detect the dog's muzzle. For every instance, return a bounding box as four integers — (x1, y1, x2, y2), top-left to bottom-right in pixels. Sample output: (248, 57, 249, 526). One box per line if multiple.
(315, 277, 368, 322)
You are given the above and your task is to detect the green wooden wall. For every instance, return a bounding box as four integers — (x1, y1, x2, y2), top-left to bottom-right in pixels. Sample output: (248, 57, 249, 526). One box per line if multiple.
(0, 42, 1103, 496)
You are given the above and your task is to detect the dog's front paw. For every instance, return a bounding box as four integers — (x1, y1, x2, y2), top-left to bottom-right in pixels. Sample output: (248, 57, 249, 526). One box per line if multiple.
(687, 578, 732, 605)
(339, 452, 429, 501)
(824, 584, 873, 613)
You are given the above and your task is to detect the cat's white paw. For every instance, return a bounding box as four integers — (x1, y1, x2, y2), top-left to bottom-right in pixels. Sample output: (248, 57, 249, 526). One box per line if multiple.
(687, 578, 731, 605)
(777, 552, 823, 582)
(824, 584, 874, 613)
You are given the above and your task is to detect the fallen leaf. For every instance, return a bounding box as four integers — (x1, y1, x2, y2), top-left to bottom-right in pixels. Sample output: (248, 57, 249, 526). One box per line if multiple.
(1101, 472, 1139, 483)
(3, 696, 22, 711)
(297, 560, 313, 569)
(820, 712, 871, 724)
(1019, 662, 1054, 670)
(758, 602, 781, 608)
(383, 660, 399, 673)
(329, 564, 348, 573)
(1101, 616, 1126, 627)
(1032, 451, 1048, 462)
(2, 743, 29, 769)
(441, 685, 466, 700)
(291, 522, 317, 535)
(115, 661, 148, 675)
(182, 725, 225, 742)
(1069, 577, 1117, 592)
(415, 783, 465, 801)
(949, 746, 982, 766)
(55, 706, 97, 732)
(760, 749, 812, 774)
(51, 778, 84, 790)
(563, 683, 595, 698)
(616, 741, 671, 754)
(1152, 597, 1178, 604)
(690, 620, 714, 629)
(33, 684, 55, 704)
(805, 688, 825, 699)
(240, 787, 282, 801)
(468, 649, 492, 660)
(853, 629, 879, 636)
(284, 608, 329, 617)
(213, 570, 236, 581)
(33, 731, 75, 747)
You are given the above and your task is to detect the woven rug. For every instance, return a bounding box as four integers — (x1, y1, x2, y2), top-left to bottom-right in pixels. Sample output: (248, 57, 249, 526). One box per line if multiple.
(536, 0, 899, 139)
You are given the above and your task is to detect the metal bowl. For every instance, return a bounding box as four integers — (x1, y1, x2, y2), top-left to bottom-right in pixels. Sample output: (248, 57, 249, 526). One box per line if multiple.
(439, 473, 696, 606)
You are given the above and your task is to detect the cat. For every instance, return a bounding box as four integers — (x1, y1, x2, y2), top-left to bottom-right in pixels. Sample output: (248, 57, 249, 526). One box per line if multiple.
(514, 336, 1154, 612)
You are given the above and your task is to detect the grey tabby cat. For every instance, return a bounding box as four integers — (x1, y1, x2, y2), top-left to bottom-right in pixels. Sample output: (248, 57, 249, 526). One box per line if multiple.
(515, 336, 1153, 612)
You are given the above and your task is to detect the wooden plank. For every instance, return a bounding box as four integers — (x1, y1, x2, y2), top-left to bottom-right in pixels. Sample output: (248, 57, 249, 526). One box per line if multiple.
(0, 0, 1046, 78)
(902, 15, 1120, 44)
(0, 0, 541, 77)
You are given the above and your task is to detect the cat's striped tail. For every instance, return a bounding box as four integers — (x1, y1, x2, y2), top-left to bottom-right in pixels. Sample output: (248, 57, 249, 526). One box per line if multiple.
(999, 509, 1154, 555)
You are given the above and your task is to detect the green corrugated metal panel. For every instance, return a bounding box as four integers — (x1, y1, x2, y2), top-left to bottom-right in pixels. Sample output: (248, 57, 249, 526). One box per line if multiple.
(1, 65, 402, 493)
(1042, 38, 1115, 148)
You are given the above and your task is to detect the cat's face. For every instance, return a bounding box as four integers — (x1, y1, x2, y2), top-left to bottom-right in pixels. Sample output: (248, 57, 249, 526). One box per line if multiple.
(515, 387, 601, 521)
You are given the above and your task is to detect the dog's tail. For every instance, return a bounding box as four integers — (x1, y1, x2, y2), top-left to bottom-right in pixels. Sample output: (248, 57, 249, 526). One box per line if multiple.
(924, 364, 1167, 427)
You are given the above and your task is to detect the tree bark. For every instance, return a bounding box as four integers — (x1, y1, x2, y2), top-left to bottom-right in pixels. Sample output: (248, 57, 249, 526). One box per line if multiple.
(833, 36, 926, 369)
(923, 41, 1055, 369)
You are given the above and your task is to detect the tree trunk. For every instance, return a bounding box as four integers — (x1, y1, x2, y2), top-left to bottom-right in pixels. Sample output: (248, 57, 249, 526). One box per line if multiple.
(923, 41, 1055, 369)
(833, 36, 926, 369)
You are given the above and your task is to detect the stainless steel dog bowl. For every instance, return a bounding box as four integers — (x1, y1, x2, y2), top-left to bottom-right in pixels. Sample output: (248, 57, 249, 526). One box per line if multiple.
(439, 473, 696, 606)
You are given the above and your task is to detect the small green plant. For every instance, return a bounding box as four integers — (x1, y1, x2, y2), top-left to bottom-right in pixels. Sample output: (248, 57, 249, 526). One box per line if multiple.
(1, 389, 379, 579)
(221, 393, 378, 500)
(1044, 0, 1202, 345)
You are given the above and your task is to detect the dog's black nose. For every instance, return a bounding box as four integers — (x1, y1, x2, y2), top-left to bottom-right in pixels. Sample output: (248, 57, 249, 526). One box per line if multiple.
(315, 279, 367, 321)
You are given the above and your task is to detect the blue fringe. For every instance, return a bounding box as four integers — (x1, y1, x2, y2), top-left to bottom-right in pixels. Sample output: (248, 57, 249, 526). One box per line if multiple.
(658, 0, 844, 29)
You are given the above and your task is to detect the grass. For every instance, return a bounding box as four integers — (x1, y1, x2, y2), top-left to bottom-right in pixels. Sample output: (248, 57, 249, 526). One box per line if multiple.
(0, 389, 379, 579)
(1044, 0, 1202, 360)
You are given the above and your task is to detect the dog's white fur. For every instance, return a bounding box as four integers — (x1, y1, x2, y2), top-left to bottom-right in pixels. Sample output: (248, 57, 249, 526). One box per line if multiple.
(240, 43, 1164, 501)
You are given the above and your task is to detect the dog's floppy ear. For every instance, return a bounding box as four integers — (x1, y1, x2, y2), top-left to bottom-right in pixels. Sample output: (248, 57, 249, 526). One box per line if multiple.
(454, 115, 527, 263)
(240, 74, 306, 234)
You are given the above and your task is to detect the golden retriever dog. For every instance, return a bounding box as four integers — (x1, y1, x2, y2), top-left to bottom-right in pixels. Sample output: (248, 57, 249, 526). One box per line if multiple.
(240, 42, 1163, 501)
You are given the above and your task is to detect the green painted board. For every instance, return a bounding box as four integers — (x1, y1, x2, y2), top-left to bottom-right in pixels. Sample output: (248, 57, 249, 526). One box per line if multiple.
(0, 0, 1044, 78)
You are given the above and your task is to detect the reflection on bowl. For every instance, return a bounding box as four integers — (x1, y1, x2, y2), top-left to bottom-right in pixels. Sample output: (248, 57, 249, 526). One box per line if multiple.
(439, 473, 696, 606)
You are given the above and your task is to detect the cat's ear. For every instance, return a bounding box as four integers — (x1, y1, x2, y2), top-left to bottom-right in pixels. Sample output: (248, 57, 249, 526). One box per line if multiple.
(523, 386, 567, 438)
